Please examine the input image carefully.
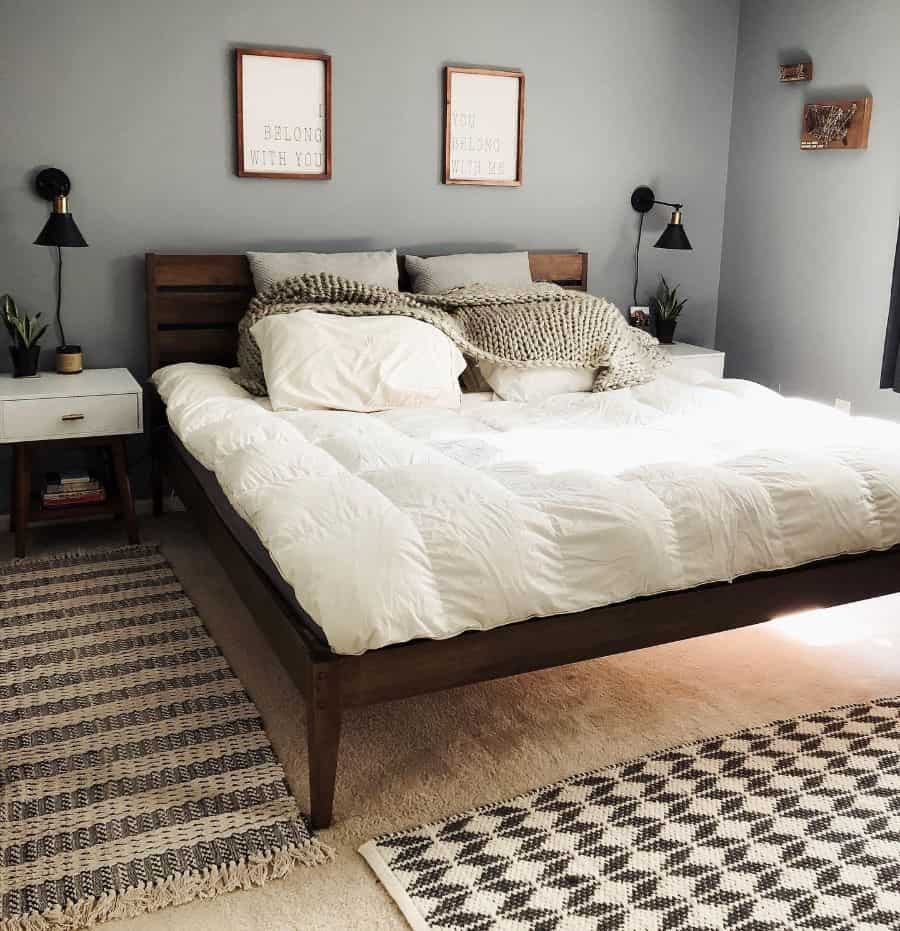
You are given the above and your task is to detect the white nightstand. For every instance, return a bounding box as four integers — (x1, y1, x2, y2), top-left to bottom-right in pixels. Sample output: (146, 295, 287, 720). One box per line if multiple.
(661, 342, 725, 378)
(0, 368, 143, 556)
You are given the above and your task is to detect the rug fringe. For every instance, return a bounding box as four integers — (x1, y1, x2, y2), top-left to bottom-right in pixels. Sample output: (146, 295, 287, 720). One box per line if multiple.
(0, 839, 334, 931)
(2, 542, 160, 570)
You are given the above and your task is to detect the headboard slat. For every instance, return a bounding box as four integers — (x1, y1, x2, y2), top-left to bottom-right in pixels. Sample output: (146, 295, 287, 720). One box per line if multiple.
(529, 252, 588, 287)
(157, 328, 238, 364)
(154, 290, 252, 326)
(146, 251, 588, 373)
(152, 254, 252, 288)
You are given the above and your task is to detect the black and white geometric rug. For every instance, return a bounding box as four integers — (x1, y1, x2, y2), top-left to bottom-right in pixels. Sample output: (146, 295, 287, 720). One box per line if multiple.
(360, 696, 900, 930)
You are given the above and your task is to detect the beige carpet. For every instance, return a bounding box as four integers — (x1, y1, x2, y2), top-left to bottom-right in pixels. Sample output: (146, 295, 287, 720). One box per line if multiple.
(5, 514, 900, 931)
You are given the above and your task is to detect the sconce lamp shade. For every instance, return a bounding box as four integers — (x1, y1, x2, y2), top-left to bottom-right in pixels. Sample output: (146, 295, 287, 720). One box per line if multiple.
(34, 209, 88, 248)
(631, 185, 693, 250)
(33, 167, 88, 247)
(32, 167, 89, 362)
(655, 219, 692, 251)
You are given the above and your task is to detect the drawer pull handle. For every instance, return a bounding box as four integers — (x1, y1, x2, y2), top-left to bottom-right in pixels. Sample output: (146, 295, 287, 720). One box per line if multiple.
(61, 413, 85, 422)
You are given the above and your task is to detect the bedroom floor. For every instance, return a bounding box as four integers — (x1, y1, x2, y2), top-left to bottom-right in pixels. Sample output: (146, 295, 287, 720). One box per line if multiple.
(5, 513, 900, 931)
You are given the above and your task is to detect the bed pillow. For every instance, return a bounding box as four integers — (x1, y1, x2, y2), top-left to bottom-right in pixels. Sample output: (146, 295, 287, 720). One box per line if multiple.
(478, 361, 596, 402)
(251, 311, 465, 412)
(405, 252, 532, 294)
(247, 249, 399, 293)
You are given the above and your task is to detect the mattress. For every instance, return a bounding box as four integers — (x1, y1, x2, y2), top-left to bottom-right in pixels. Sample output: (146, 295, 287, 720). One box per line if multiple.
(153, 363, 900, 656)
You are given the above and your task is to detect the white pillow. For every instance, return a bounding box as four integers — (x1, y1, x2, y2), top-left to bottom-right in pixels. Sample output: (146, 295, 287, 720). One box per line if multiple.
(251, 312, 465, 412)
(247, 249, 399, 293)
(405, 252, 532, 294)
(478, 362, 596, 402)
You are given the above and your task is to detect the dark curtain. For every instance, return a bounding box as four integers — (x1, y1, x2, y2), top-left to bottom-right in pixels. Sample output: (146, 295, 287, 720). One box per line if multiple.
(880, 216, 900, 391)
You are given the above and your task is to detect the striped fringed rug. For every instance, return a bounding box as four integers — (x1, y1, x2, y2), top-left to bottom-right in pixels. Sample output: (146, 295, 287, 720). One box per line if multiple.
(0, 544, 331, 931)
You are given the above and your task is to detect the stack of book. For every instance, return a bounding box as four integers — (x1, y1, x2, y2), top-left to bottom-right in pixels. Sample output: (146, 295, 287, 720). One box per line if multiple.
(42, 470, 107, 509)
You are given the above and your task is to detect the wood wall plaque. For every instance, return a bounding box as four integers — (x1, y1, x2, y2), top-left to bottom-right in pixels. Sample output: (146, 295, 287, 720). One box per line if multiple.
(800, 96, 872, 150)
(444, 66, 525, 186)
(779, 62, 813, 83)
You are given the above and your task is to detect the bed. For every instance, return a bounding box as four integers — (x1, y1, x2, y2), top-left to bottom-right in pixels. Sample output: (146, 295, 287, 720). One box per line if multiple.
(146, 251, 900, 828)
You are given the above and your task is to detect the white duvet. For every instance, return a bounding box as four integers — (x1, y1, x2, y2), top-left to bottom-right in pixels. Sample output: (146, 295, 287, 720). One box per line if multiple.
(153, 363, 900, 655)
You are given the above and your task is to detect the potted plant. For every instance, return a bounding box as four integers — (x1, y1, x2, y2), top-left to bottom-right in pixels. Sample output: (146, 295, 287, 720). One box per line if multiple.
(652, 275, 687, 345)
(3, 294, 47, 377)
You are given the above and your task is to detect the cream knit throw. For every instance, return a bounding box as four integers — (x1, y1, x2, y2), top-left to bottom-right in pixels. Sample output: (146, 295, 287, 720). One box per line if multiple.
(235, 273, 669, 396)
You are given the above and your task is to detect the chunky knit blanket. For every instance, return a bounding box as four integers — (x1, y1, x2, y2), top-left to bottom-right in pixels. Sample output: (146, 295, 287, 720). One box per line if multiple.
(235, 273, 669, 396)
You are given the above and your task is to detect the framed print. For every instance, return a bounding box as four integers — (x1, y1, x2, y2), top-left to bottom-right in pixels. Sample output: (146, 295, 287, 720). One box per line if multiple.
(629, 306, 652, 331)
(236, 47, 332, 180)
(444, 66, 524, 186)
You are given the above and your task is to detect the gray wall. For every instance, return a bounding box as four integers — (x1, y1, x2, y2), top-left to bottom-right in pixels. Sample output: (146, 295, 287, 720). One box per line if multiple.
(718, 0, 900, 419)
(1, 0, 739, 367)
(1, 0, 739, 499)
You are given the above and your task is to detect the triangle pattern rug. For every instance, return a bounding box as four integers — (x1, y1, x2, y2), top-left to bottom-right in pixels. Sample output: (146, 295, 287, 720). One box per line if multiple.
(361, 695, 900, 931)
(1, 544, 331, 931)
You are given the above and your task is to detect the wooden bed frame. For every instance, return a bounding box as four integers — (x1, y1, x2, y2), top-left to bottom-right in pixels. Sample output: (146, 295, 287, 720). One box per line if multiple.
(146, 251, 900, 828)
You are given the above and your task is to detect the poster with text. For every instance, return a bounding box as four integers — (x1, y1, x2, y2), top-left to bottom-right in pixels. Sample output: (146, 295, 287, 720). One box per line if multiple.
(237, 49, 331, 179)
(445, 68, 524, 186)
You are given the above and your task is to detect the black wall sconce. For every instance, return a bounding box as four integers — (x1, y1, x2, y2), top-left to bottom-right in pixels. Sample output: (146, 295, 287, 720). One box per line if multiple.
(630, 185, 692, 307)
(34, 167, 89, 373)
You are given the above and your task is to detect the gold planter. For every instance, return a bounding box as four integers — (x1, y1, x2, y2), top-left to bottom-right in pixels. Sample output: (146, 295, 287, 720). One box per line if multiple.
(55, 345, 83, 374)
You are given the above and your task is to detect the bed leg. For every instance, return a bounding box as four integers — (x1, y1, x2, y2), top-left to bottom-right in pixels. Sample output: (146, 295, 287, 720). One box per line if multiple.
(151, 451, 164, 517)
(149, 395, 165, 518)
(307, 660, 342, 830)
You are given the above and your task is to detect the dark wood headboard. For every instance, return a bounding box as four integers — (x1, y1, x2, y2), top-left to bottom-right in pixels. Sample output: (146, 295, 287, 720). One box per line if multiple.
(145, 251, 588, 373)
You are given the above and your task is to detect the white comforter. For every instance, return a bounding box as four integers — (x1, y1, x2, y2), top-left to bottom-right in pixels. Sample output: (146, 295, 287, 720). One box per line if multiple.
(153, 363, 900, 655)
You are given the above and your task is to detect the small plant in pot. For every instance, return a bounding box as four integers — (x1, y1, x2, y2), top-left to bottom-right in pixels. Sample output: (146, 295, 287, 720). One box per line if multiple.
(3, 294, 47, 378)
(652, 275, 687, 345)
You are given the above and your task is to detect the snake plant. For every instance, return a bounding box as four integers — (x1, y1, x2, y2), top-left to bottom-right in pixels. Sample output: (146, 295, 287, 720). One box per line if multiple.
(654, 275, 688, 321)
(2, 294, 48, 349)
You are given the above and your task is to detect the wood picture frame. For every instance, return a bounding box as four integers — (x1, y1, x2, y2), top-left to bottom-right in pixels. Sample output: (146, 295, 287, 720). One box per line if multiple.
(235, 47, 332, 180)
(444, 66, 525, 186)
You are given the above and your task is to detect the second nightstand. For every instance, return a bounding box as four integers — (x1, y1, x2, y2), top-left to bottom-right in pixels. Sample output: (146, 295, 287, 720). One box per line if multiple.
(661, 341, 725, 378)
(1, 368, 143, 556)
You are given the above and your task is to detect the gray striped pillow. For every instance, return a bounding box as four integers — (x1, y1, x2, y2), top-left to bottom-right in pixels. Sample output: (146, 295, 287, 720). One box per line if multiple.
(405, 252, 533, 294)
(247, 249, 399, 294)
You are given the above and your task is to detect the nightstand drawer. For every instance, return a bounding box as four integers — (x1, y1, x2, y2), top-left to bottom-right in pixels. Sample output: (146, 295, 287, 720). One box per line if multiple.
(661, 343, 726, 379)
(1, 393, 140, 441)
(670, 354, 725, 378)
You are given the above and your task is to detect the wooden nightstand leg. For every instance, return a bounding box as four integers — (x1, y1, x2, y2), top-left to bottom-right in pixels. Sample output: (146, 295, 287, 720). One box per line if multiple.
(8, 450, 16, 528)
(110, 438, 140, 545)
(13, 445, 31, 558)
